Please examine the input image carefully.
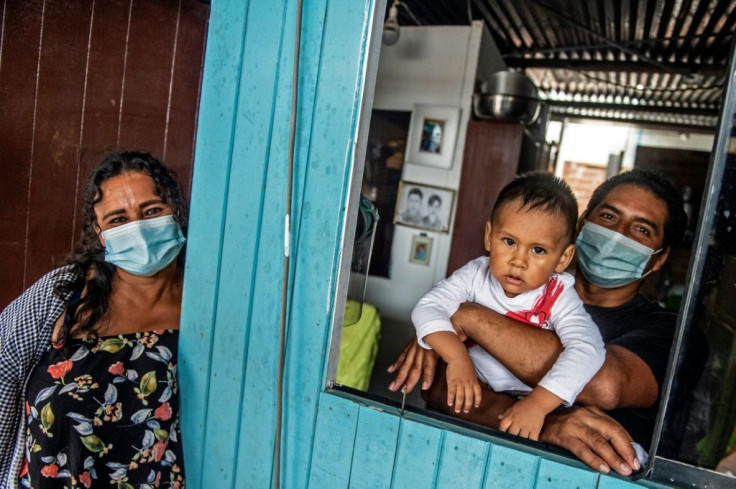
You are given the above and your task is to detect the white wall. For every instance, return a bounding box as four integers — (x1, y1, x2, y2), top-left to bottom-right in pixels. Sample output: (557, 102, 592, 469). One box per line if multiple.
(552, 121, 714, 175)
(366, 22, 505, 321)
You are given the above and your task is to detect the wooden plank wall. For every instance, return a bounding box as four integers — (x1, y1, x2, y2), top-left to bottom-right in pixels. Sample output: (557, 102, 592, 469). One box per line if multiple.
(180, 1, 676, 488)
(0, 0, 208, 309)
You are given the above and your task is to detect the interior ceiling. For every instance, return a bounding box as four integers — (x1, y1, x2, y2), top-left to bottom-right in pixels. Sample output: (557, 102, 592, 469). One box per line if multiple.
(390, 0, 736, 129)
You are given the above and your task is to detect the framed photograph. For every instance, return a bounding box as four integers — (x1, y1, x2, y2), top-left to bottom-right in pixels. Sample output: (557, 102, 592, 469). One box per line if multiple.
(409, 235, 433, 266)
(405, 105, 461, 169)
(393, 181, 456, 233)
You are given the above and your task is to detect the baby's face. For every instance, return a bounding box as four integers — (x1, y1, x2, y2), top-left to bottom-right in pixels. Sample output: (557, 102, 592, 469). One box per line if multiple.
(484, 200, 574, 298)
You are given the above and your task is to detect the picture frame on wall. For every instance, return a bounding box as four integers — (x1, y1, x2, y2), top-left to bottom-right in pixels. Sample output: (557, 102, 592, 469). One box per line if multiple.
(409, 234, 433, 266)
(393, 181, 455, 233)
(405, 104, 461, 170)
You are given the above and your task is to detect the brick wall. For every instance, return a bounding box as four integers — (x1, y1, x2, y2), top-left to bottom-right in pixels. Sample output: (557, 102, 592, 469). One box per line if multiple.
(562, 161, 608, 212)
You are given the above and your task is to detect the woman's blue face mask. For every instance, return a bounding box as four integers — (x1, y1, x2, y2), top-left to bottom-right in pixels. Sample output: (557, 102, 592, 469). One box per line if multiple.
(575, 221, 662, 288)
(101, 215, 186, 276)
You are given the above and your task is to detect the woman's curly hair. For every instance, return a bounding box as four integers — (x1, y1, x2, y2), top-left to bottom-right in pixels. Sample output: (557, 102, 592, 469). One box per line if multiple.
(54, 152, 188, 355)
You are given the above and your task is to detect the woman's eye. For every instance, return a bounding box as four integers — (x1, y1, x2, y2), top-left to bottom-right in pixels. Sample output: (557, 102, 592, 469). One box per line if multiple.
(501, 238, 515, 246)
(109, 217, 127, 224)
(599, 212, 614, 221)
(635, 226, 651, 236)
(531, 247, 546, 255)
(144, 207, 163, 216)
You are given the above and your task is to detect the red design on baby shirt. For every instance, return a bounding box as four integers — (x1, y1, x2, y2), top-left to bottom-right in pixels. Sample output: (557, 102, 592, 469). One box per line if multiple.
(505, 276, 564, 327)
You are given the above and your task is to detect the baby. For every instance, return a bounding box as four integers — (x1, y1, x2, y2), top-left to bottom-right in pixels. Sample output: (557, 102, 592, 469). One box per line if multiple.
(412, 172, 605, 440)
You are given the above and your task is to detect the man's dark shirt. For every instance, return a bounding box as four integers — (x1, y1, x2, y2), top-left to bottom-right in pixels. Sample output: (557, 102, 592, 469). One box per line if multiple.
(584, 294, 676, 447)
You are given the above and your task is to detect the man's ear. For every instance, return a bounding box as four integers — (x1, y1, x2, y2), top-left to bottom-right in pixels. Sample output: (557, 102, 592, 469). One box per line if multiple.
(484, 221, 492, 252)
(555, 243, 576, 273)
(650, 246, 671, 273)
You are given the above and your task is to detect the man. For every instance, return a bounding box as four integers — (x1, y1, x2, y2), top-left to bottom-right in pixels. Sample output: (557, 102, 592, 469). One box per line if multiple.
(399, 187, 424, 225)
(388, 169, 688, 476)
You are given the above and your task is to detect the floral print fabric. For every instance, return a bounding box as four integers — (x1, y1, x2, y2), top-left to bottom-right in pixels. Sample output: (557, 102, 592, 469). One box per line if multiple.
(22, 330, 184, 489)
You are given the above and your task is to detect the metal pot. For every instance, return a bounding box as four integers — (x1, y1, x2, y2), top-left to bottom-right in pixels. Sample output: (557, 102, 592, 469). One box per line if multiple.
(473, 93, 541, 124)
(474, 70, 541, 124)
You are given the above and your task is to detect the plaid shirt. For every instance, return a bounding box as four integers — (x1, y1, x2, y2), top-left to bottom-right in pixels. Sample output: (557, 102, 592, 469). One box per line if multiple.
(0, 266, 76, 489)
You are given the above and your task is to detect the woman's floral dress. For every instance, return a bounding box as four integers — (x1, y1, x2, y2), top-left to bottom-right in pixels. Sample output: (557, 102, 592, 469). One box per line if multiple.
(22, 330, 184, 489)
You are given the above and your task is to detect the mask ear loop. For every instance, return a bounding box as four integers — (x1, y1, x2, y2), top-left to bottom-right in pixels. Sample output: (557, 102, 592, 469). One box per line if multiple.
(639, 248, 664, 280)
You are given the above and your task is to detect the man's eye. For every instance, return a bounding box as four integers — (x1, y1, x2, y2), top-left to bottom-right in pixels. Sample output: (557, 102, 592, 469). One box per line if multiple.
(145, 207, 163, 216)
(501, 238, 515, 246)
(531, 247, 546, 255)
(636, 226, 651, 236)
(599, 212, 614, 221)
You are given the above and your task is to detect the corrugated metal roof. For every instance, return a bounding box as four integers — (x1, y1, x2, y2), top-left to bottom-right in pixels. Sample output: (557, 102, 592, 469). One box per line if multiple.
(390, 0, 735, 128)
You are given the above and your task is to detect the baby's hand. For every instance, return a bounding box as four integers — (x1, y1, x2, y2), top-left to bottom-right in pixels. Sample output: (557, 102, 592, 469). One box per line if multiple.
(445, 355, 482, 414)
(498, 397, 546, 441)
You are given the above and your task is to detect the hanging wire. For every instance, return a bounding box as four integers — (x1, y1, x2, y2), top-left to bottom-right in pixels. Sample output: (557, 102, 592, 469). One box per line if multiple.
(398, 1, 422, 26)
(273, 0, 302, 487)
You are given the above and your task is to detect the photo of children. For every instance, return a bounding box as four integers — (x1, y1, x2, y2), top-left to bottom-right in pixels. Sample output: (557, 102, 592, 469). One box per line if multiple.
(394, 181, 454, 233)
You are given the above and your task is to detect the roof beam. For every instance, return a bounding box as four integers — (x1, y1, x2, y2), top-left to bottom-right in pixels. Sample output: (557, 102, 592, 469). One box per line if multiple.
(507, 57, 727, 76)
(544, 100, 719, 116)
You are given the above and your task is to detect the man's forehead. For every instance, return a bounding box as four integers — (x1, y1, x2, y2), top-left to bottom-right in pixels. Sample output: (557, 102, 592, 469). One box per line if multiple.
(596, 184, 668, 226)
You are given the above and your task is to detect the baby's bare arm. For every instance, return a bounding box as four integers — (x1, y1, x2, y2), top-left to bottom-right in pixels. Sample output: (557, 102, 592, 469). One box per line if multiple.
(498, 386, 563, 441)
(423, 331, 482, 413)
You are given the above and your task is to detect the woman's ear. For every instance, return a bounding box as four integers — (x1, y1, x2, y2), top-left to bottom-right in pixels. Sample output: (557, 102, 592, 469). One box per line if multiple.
(95, 223, 105, 247)
(555, 244, 576, 273)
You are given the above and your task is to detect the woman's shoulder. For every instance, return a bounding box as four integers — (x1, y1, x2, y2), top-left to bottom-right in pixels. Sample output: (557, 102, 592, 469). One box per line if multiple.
(1, 266, 79, 318)
(29, 265, 79, 297)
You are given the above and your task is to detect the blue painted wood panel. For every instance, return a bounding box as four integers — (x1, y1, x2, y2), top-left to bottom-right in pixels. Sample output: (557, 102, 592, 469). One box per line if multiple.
(485, 444, 540, 489)
(537, 459, 600, 489)
(597, 475, 658, 489)
(349, 405, 401, 489)
(308, 393, 360, 487)
(391, 419, 444, 487)
(178, 0, 246, 487)
(436, 432, 490, 488)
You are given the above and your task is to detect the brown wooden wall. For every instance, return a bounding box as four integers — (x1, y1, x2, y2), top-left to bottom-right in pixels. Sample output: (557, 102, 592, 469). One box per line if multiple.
(447, 121, 523, 276)
(0, 0, 209, 309)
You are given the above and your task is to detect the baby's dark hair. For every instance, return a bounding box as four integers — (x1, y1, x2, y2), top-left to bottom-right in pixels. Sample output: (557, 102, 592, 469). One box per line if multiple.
(585, 168, 686, 249)
(491, 172, 579, 244)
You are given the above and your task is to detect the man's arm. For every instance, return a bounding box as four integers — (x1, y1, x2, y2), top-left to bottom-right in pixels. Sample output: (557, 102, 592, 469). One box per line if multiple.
(451, 302, 562, 385)
(453, 302, 658, 409)
(575, 345, 657, 409)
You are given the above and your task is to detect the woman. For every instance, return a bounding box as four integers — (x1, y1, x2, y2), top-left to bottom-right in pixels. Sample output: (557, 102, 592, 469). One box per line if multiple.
(0, 152, 188, 488)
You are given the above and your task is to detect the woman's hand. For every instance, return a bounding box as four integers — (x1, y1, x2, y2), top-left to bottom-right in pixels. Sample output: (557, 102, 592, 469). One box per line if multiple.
(540, 406, 641, 475)
(387, 336, 438, 393)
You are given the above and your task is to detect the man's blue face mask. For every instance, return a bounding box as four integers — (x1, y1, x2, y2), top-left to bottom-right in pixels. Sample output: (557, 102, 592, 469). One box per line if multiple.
(101, 215, 186, 276)
(575, 221, 662, 288)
